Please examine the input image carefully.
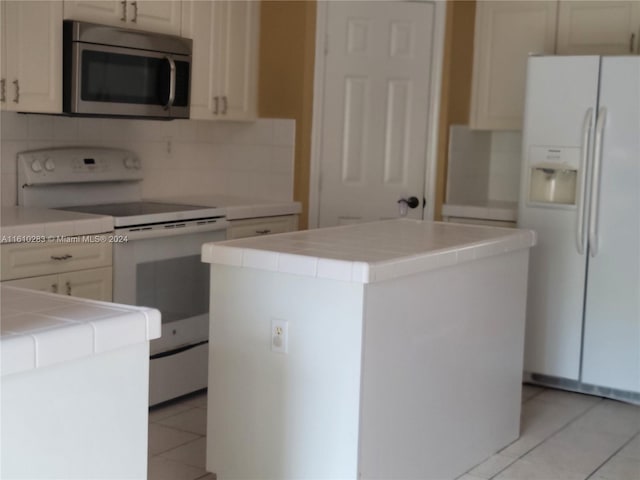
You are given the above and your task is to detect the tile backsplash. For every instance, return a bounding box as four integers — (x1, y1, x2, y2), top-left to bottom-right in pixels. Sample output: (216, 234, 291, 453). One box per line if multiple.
(488, 131, 522, 202)
(0, 112, 295, 207)
(446, 125, 491, 204)
(446, 125, 522, 205)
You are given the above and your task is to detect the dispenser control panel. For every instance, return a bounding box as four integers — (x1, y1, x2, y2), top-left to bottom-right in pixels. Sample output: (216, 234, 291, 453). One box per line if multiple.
(528, 146, 580, 206)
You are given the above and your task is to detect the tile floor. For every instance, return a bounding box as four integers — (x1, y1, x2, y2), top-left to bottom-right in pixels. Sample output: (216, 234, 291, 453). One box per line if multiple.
(147, 385, 640, 480)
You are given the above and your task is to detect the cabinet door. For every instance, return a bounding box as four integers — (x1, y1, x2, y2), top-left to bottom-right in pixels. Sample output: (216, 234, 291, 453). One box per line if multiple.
(557, 1, 640, 54)
(3, 0, 62, 113)
(59, 267, 113, 301)
(130, 0, 181, 35)
(3, 273, 60, 295)
(63, 0, 126, 27)
(216, 0, 259, 121)
(181, 0, 217, 120)
(470, 1, 557, 130)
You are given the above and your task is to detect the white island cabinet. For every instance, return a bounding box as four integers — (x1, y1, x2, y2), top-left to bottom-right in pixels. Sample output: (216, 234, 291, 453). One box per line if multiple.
(0, 285, 160, 480)
(201, 219, 536, 480)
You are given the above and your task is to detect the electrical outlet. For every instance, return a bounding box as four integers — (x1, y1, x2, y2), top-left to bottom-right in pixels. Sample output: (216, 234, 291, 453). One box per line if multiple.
(271, 319, 288, 354)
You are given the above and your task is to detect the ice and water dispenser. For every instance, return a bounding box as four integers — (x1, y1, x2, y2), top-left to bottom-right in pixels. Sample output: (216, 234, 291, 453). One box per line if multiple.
(527, 146, 579, 206)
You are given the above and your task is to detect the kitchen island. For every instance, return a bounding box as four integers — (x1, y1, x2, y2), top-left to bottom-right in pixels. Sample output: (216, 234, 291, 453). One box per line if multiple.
(0, 285, 160, 479)
(201, 219, 536, 480)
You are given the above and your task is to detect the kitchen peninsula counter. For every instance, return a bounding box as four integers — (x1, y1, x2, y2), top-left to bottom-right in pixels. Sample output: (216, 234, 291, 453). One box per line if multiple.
(1, 285, 160, 479)
(202, 220, 535, 480)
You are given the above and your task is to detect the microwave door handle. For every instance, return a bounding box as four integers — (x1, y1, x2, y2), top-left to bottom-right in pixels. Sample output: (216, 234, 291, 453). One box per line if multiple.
(163, 56, 176, 110)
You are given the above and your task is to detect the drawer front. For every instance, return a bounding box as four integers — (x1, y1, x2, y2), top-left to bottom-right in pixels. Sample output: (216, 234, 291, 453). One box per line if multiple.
(227, 215, 298, 240)
(1, 240, 112, 281)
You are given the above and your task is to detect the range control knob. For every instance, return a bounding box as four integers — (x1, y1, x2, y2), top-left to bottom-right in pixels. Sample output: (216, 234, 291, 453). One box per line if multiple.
(132, 158, 141, 170)
(124, 157, 136, 169)
(30, 160, 43, 173)
(44, 158, 55, 172)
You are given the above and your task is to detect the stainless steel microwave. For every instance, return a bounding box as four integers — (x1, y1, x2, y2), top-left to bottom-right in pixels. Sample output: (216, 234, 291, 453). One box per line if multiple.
(63, 20, 192, 119)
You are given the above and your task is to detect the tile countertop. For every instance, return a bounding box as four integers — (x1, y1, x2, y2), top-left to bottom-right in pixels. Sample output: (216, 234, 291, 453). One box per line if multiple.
(202, 219, 536, 284)
(155, 195, 301, 220)
(0, 206, 114, 243)
(0, 285, 161, 377)
(442, 200, 518, 222)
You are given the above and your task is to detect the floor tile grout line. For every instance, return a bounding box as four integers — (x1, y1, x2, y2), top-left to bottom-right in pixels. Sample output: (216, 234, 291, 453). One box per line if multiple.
(522, 385, 547, 403)
(149, 404, 202, 423)
(584, 430, 640, 480)
(151, 434, 206, 458)
(454, 387, 550, 479)
(486, 397, 606, 479)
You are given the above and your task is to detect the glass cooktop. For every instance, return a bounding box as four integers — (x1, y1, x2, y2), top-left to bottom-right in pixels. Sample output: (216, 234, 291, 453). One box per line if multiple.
(58, 201, 225, 228)
(59, 201, 214, 218)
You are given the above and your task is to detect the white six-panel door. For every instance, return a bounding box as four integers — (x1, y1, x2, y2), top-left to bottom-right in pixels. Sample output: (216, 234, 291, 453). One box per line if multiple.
(318, 1, 434, 227)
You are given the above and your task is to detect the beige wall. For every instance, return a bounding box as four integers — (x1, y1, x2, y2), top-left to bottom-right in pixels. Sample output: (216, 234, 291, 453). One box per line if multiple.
(258, 0, 316, 229)
(435, 0, 476, 219)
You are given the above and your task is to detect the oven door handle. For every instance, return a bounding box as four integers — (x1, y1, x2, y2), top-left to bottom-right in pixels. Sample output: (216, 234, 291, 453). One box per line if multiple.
(163, 56, 176, 111)
(122, 220, 229, 241)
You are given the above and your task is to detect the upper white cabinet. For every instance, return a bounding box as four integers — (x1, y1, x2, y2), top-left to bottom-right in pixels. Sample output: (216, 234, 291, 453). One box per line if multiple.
(470, 0, 640, 130)
(1, 1, 62, 113)
(64, 0, 181, 35)
(182, 0, 259, 121)
(470, 1, 558, 130)
(557, 1, 640, 54)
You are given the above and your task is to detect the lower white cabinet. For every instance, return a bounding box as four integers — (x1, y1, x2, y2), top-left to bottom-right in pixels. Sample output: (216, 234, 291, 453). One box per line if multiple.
(4, 267, 113, 301)
(226, 215, 299, 240)
(1, 238, 113, 301)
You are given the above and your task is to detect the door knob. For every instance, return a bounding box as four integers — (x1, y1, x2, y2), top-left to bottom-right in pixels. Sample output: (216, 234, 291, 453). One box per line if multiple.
(397, 196, 420, 217)
(398, 196, 420, 209)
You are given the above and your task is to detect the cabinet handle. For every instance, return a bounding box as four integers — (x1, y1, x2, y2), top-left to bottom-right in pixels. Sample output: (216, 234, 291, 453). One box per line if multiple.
(131, 1, 138, 23)
(631, 33, 636, 53)
(51, 254, 73, 261)
(65, 281, 72, 296)
(255, 229, 271, 235)
(12, 79, 19, 103)
(222, 96, 228, 115)
(1, 79, 5, 102)
(51, 283, 58, 294)
(120, 0, 127, 21)
(213, 96, 219, 114)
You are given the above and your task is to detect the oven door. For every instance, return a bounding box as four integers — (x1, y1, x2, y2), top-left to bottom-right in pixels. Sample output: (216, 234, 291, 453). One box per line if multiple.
(112, 222, 227, 356)
(66, 42, 190, 118)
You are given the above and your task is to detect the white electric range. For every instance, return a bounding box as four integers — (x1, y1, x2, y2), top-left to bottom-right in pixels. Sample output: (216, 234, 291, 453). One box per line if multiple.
(18, 147, 228, 405)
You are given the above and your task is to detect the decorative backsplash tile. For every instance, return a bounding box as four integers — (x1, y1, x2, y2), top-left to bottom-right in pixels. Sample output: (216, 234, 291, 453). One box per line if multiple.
(0, 112, 295, 207)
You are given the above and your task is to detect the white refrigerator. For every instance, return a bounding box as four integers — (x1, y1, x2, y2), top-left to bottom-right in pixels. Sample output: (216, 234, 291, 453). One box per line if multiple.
(518, 56, 639, 402)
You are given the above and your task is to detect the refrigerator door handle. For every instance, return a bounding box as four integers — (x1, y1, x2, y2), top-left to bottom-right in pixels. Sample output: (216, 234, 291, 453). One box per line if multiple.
(589, 107, 607, 258)
(576, 108, 594, 255)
